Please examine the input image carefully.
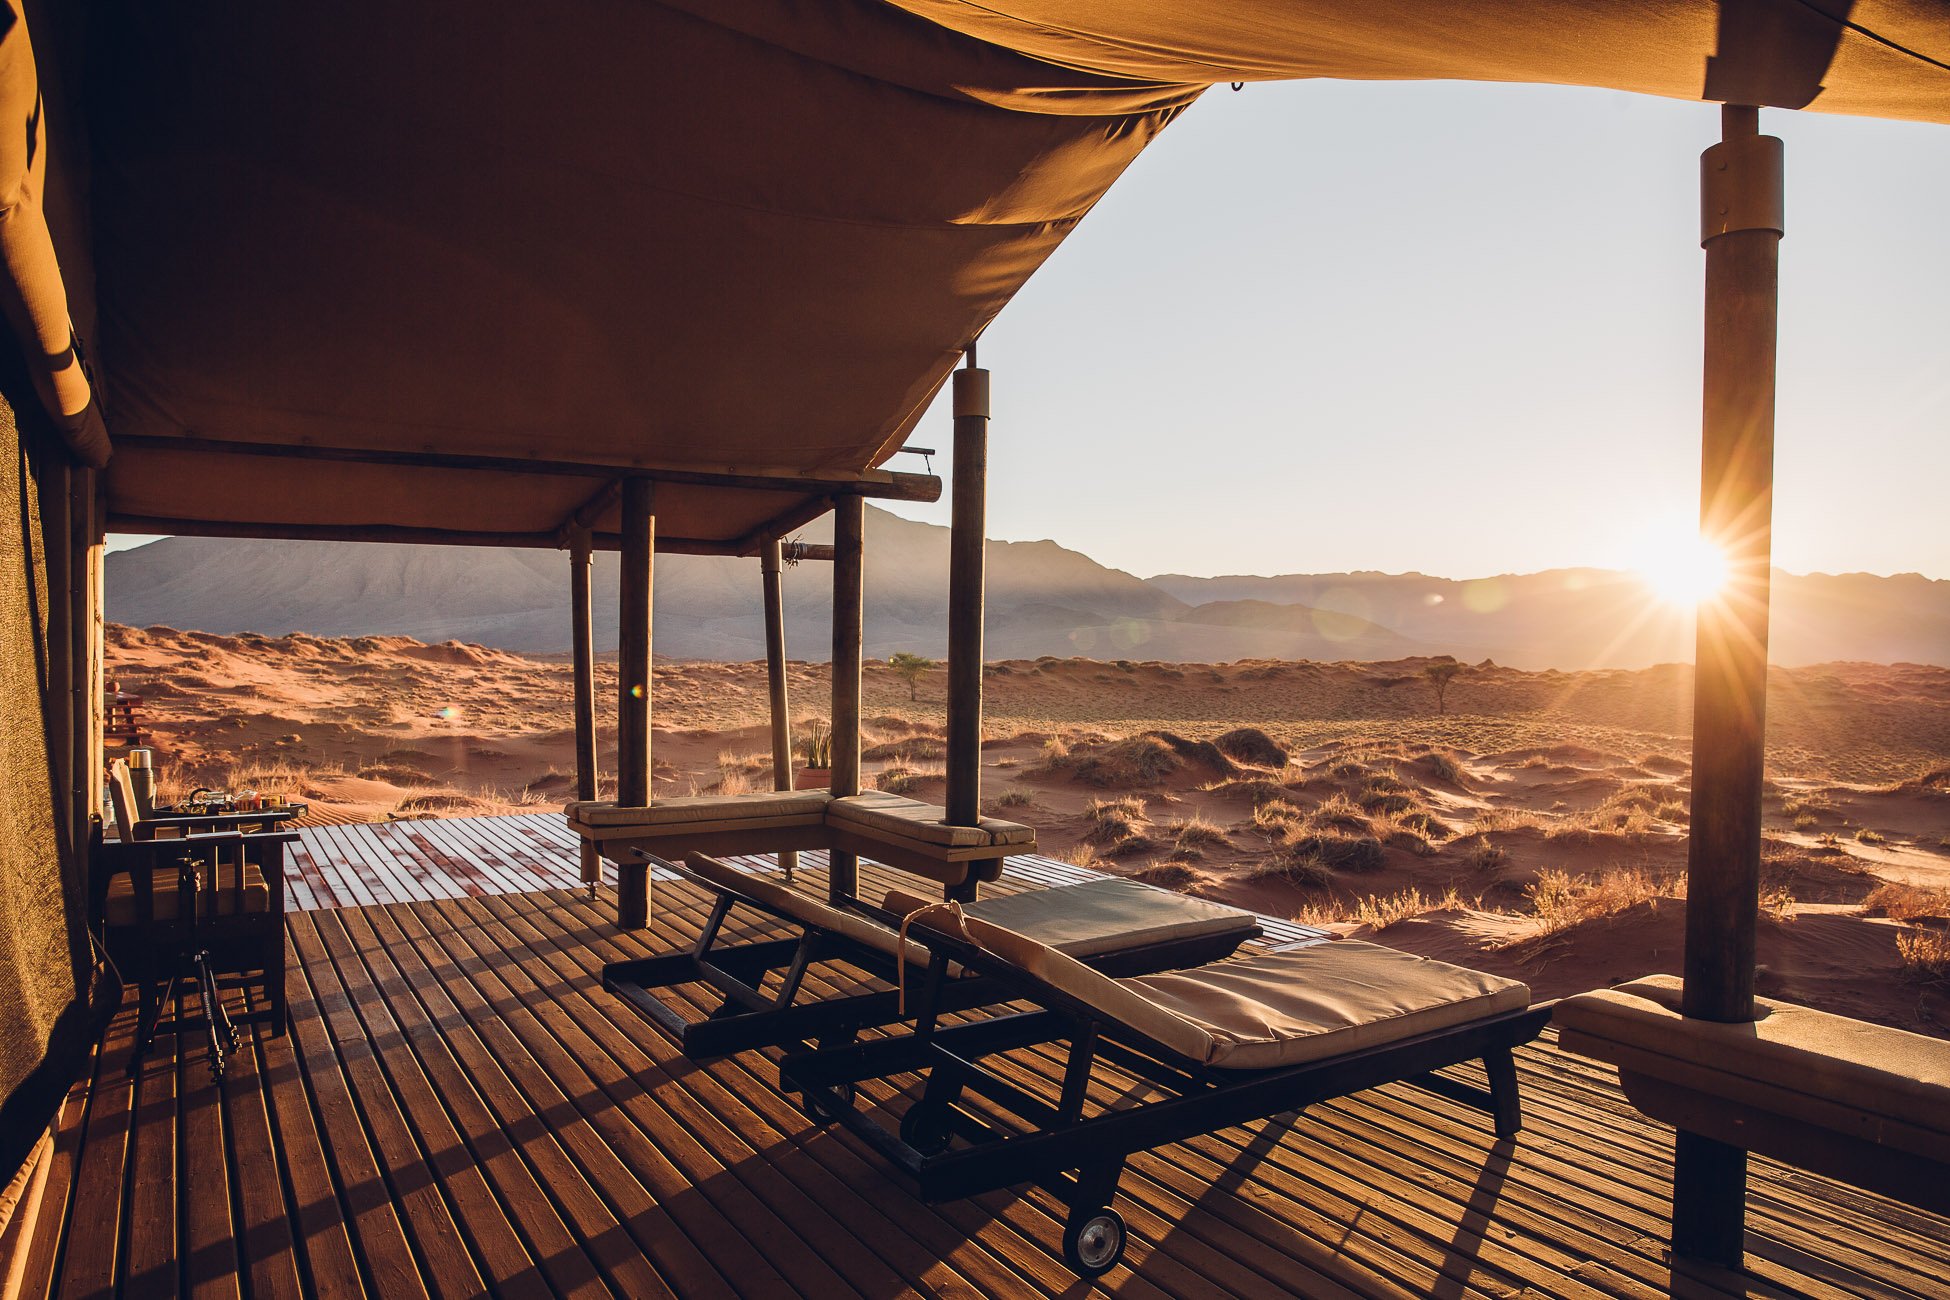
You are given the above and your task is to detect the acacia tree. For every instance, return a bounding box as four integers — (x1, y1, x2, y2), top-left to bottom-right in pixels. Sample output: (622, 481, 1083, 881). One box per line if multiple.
(1424, 660, 1462, 715)
(889, 651, 936, 701)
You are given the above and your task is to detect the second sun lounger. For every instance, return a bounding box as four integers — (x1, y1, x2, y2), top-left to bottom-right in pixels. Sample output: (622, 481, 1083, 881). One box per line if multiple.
(778, 902, 1551, 1276)
(601, 851, 1262, 1059)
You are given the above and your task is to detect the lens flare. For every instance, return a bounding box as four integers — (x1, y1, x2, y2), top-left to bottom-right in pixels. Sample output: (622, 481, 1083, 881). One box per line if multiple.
(436, 705, 460, 720)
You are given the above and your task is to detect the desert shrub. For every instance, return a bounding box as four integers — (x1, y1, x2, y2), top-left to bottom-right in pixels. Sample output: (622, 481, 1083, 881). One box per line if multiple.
(715, 748, 771, 775)
(1792, 812, 1818, 830)
(863, 737, 946, 763)
(1249, 852, 1334, 889)
(1251, 799, 1306, 832)
(1309, 793, 1374, 835)
(1883, 765, 1950, 796)
(1397, 811, 1450, 842)
(1855, 828, 1888, 846)
(877, 764, 943, 796)
(1282, 831, 1385, 874)
(1863, 884, 1950, 923)
(1463, 836, 1506, 871)
(1200, 778, 1292, 805)
(1214, 727, 1289, 769)
(1134, 862, 1203, 891)
(1656, 800, 1690, 823)
(1359, 791, 1421, 816)
(1527, 867, 1682, 934)
(1057, 843, 1102, 870)
(1062, 735, 1183, 787)
(1166, 814, 1228, 847)
(1896, 929, 1950, 982)
(1352, 887, 1463, 931)
(992, 790, 1032, 808)
(1471, 807, 1544, 834)
(1415, 751, 1467, 785)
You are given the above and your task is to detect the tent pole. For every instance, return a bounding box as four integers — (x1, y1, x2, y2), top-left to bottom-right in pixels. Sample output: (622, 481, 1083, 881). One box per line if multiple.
(944, 355, 989, 892)
(829, 497, 865, 903)
(568, 527, 600, 895)
(616, 477, 655, 929)
(761, 539, 798, 883)
(1673, 102, 1783, 1269)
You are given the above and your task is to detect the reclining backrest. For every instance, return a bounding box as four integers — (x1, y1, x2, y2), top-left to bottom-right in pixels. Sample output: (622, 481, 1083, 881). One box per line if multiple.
(683, 852, 924, 962)
(107, 760, 139, 841)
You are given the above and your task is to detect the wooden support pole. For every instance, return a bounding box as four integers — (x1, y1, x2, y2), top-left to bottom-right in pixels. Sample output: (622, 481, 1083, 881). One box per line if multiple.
(946, 361, 989, 831)
(1673, 103, 1783, 1270)
(762, 540, 799, 881)
(616, 478, 655, 928)
(829, 497, 865, 903)
(569, 528, 601, 890)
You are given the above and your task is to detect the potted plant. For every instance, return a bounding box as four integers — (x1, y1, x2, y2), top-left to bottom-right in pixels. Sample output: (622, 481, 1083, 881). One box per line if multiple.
(797, 722, 833, 789)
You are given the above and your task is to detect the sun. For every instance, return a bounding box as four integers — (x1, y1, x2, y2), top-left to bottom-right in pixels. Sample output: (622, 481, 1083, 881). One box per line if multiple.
(1633, 527, 1729, 608)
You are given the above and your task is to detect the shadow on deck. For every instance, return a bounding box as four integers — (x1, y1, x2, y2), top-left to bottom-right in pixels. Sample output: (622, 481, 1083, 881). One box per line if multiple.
(19, 814, 1949, 1298)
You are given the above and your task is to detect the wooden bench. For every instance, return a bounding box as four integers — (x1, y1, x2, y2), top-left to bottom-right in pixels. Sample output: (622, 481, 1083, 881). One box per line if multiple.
(1555, 974, 1950, 1215)
(565, 789, 1035, 909)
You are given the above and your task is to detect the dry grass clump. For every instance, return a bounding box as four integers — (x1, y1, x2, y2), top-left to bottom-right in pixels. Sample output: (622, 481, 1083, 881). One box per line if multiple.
(1199, 777, 1294, 805)
(1057, 843, 1102, 870)
(1882, 764, 1950, 796)
(393, 792, 496, 817)
(1526, 867, 1682, 935)
(1462, 835, 1507, 872)
(1085, 795, 1158, 856)
(715, 748, 771, 775)
(991, 789, 1032, 809)
(1352, 886, 1464, 931)
(1371, 810, 1440, 857)
(1047, 735, 1183, 787)
(1133, 862, 1204, 891)
(1854, 827, 1888, 846)
(1896, 929, 1950, 983)
(1413, 751, 1469, 786)
(1471, 807, 1545, 834)
(1165, 814, 1228, 848)
(1214, 727, 1289, 769)
(1251, 799, 1306, 832)
(1863, 884, 1950, 923)
(1248, 852, 1334, 889)
(1310, 792, 1374, 835)
(1279, 831, 1386, 874)
(863, 737, 945, 763)
(876, 762, 944, 796)
(356, 763, 439, 787)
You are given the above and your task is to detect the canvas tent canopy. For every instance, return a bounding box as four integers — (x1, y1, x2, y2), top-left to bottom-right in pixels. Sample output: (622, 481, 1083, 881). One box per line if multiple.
(1, 0, 1947, 1251)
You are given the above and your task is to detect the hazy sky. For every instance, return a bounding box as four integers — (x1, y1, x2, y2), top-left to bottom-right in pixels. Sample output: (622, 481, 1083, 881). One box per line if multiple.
(109, 79, 1947, 581)
(880, 78, 1949, 582)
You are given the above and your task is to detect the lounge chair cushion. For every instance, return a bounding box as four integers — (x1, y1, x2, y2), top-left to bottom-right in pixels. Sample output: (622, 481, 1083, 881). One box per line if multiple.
(681, 852, 928, 964)
(105, 866, 270, 925)
(947, 913, 1527, 1072)
(828, 791, 1031, 848)
(566, 791, 832, 827)
(884, 878, 1256, 958)
(1555, 974, 1950, 1142)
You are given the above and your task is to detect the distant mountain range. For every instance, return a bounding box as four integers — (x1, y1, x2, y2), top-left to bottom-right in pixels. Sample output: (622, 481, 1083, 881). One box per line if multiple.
(107, 507, 1949, 669)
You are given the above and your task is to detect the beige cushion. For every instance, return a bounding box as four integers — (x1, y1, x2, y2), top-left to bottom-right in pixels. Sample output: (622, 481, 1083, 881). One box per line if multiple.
(1555, 974, 1950, 1140)
(566, 790, 832, 827)
(828, 790, 1032, 848)
(940, 914, 1527, 1072)
(105, 866, 270, 925)
(883, 878, 1256, 958)
(682, 852, 927, 965)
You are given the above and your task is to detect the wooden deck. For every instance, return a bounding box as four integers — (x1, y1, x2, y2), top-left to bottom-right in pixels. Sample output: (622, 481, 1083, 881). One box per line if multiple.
(19, 816, 1950, 1299)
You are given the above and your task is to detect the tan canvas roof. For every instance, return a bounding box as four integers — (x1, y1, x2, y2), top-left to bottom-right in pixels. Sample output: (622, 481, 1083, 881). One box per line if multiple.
(2, 1, 1943, 550)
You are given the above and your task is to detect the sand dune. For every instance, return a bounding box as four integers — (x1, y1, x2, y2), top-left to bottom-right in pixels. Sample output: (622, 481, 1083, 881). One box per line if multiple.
(107, 623, 1950, 1037)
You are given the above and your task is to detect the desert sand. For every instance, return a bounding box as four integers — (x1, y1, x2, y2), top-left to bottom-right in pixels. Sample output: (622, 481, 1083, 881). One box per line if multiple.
(107, 623, 1950, 1036)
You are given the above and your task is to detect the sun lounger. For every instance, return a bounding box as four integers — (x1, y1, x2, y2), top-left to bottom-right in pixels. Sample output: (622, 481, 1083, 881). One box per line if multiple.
(601, 851, 1261, 1060)
(778, 902, 1550, 1276)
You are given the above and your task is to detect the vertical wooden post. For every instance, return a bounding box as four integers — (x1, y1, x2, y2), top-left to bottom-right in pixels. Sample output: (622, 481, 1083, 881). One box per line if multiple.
(616, 477, 655, 929)
(828, 496, 865, 903)
(569, 527, 600, 891)
(44, 456, 73, 861)
(1674, 103, 1782, 1269)
(761, 539, 798, 882)
(946, 359, 988, 830)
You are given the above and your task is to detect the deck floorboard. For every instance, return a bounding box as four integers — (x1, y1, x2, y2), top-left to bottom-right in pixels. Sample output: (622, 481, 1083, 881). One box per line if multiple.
(26, 813, 1948, 1298)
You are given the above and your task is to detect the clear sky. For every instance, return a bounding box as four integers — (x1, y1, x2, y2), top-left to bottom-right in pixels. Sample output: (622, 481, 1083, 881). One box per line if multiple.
(880, 78, 1950, 582)
(109, 79, 1947, 580)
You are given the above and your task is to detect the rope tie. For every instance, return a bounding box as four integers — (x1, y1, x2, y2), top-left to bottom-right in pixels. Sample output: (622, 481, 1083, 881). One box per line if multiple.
(896, 900, 970, 1015)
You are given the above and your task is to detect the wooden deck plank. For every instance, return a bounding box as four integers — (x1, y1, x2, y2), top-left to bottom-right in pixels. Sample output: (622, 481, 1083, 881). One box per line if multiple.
(27, 813, 1948, 1300)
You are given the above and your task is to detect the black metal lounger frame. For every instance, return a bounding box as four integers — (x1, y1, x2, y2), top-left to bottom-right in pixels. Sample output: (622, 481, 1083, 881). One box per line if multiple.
(776, 916, 1554, 1276)
(601, 852, 1261, 1061)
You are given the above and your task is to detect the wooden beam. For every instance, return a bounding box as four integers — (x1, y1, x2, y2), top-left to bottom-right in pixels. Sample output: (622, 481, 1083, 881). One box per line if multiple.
(781, 541, 835, 564)
(729, 494, 837, 558)
(945, 363, 989, 829)
(1674, 103, 1784, 1270)
(106, 514, 745, 555)
(568, 528, 601, 890)
(828, 496, 865, 903)
(114, 433, 943, 501)
(616, 478, 655, 929)
(761, 539, 798, 881)
(558, 478, 622, 543)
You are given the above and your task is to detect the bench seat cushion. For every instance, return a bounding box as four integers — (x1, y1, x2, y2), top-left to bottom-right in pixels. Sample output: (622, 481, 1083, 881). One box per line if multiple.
(1555, 974, 1950, 1140)
(828, 790, 1032, 848)
(566, 790, 832, 828)
(947, 913, 1527, 1072)
(106, 866, 270, 925)
(885, 877, 1256, 959)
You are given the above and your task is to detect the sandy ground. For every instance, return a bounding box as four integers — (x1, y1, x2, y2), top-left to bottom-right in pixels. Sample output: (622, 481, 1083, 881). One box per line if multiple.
(108, 623, 1950, 1036)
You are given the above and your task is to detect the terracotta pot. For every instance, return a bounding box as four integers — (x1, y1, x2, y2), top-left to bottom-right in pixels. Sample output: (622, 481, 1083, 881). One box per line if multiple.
(796, 767, 832, 789)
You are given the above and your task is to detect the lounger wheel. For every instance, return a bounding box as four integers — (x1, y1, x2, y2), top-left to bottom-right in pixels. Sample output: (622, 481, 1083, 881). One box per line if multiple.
(898, 1104, 953, 1157)
(797, 1083, 854, 1126)
(1062, 1207, 1126, 1277)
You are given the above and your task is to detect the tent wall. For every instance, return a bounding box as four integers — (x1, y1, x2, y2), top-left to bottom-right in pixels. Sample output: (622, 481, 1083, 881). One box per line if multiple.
(0, 374, 96, 1187)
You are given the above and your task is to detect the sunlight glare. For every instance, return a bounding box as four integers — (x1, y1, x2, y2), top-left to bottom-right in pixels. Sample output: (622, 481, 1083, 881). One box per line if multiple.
(1633, 527, 1729, 608)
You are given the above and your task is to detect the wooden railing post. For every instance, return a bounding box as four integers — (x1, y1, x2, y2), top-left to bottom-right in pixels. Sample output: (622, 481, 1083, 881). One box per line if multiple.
(829, 497, 865, 903)
(761, 538, 798, 882)
(946, 357, 988, 835)
(616, 477, 655, 928)
(1674, 103, 1783, 1269)
(568, 527, 600, 892)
